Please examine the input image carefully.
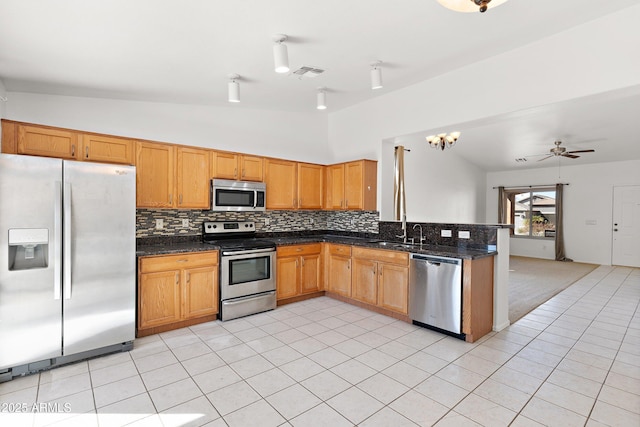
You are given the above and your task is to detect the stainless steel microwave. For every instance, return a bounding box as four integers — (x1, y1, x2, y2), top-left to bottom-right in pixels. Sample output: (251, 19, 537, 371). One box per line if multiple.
(210, 179, 266, 211)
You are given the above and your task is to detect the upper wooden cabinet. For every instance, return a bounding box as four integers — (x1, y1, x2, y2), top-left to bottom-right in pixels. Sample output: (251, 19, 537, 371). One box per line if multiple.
(265, 159, 324, 210)
(326, 160, 377, 210)
(17, 124, 79, 160)
(211, 151, 263, 182)
(177, 147, 210, 209)
(136, 142, 176, 208)
(297, 163, 324, 209)
(81, 134, 134, 165)
(137, 142, 210, 209)
(264, 158, 298, 209)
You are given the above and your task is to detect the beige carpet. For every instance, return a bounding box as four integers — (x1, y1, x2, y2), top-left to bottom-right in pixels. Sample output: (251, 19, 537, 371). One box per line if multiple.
(508, 256, 599, 323)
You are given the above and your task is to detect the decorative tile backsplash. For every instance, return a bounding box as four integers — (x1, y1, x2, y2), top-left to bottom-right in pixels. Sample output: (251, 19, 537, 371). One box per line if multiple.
(136, 209, 380, 238)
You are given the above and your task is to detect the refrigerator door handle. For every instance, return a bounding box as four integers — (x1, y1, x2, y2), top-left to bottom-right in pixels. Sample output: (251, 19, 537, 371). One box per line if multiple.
(54, 181, 63, 300)
(63, 182, 72, 300)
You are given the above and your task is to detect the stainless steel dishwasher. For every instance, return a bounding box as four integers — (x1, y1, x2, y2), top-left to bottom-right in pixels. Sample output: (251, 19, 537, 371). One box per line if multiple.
(409, 254, 463, 338)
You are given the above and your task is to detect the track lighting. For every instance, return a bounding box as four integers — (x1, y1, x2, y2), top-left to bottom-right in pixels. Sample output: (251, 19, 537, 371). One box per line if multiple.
(272, 34, 290, 74)
(370, 61, 383, 90)
(228, 74, 240, 103)
(317, 87, 327, 110)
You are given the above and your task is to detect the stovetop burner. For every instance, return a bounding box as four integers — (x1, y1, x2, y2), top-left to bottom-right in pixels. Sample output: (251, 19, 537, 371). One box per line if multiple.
(202, 221, 275, 251)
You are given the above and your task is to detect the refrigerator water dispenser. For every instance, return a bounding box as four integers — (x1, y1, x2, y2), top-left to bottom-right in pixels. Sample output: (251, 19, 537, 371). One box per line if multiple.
(8, 228, 49, 270)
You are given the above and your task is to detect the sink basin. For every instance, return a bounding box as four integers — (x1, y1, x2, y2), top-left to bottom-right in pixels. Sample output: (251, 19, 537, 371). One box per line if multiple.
(376, 241, 417, 249)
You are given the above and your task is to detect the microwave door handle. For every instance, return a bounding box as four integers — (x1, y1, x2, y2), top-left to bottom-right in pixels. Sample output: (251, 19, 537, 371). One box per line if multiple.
(253, 190, 257, 209)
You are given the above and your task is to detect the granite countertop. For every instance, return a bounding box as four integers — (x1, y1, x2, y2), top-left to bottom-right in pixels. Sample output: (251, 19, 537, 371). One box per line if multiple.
(137, 234, 496, 260)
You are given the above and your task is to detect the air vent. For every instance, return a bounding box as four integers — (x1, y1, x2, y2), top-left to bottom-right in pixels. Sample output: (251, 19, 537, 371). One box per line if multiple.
(291, 66, 325, 78)
(515, 158, 528, 163)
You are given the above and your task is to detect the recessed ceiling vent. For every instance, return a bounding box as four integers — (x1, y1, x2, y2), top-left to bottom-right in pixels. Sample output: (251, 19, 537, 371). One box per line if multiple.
(291, 66, 325, 79)
(515, 158, 528, 163)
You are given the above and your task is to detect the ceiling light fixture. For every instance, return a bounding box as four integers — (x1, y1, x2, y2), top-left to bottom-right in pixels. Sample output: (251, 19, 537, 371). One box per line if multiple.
(436, 0, 509, 13)
(272, 34, 290, 73)
(317, 87, 327, 110)
(426, 132, 461, 150)
(228, 74, 240, 103)
(370, 61, 383, 90)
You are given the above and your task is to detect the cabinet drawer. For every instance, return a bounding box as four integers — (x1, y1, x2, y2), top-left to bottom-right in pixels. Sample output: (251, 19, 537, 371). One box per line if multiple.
(140, 251, 218, 273)
(277, 243, 322, 257)
(352, 247, 408, 266)
(328, 244, 352, 257)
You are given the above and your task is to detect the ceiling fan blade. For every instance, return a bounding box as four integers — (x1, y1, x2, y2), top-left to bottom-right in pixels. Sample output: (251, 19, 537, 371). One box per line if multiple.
(537, 155, 554, 162)
(562, 153, 580, 159)
(565, 149, 595, 154)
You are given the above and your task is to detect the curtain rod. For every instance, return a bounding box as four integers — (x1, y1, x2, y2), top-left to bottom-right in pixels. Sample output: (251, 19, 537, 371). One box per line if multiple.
(492, 183, 569, 189)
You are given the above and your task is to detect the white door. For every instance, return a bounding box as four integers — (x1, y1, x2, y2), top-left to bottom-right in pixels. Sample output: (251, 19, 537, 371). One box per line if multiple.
(612, 185, 640, 267)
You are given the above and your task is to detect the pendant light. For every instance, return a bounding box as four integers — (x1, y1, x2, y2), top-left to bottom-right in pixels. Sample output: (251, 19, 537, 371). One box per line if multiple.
(436, 0, 509, 13)
(370, 61, 383, 90)
(228, 74, 240, 103)
(272, 34, 290, 73)
(317, 87, 327, 110)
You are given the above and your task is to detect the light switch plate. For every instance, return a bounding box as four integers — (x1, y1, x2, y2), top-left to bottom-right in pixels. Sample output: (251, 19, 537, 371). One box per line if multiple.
(441, 229, 452, 237)
(458, 230, 470, 239)
(155, 219, 164, 229)
(182, 219, 189, 227)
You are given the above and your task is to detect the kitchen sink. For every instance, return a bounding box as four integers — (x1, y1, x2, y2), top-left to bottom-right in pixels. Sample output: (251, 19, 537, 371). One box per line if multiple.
(376, 241, 418, 249)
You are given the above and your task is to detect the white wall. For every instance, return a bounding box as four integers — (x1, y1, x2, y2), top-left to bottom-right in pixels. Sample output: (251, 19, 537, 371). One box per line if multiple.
(327, 6, 640, 217)
(5, 92, 330, 164)
(0, 78, 7, 119)
(486, 160, 640, 265)
(381, 137, 486, 223)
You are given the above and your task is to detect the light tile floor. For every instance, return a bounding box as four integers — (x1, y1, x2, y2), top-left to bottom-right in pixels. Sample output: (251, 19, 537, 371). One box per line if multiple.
(1, 265, 638, 427)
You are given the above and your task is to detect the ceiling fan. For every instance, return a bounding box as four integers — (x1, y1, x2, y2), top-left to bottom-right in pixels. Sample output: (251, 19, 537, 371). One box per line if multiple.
(534, 140, 595, 162)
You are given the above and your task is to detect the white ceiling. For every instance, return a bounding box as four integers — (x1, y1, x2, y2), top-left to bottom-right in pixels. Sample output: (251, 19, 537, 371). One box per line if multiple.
(1, 0, 639, 171)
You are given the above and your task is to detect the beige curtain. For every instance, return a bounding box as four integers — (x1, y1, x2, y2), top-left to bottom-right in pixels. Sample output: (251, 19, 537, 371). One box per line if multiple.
(555, 183, 572, 261)
(394, 146, 406, 221)
(497, 186, 505, 223)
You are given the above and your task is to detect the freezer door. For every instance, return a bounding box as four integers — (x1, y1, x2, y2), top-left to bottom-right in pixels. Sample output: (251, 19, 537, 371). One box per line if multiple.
(62, 161, 136, 355)
(0, 154, 63, 370)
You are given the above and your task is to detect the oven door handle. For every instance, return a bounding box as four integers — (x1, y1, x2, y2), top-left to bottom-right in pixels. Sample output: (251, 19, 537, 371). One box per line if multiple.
(222, 248, 276, 256)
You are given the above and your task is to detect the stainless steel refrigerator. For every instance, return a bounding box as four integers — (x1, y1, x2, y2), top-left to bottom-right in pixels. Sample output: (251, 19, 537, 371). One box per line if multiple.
(0, 154, 136, 381)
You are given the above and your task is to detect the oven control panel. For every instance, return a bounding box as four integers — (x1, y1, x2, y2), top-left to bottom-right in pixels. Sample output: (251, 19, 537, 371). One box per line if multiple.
(203, 221, 255, 235)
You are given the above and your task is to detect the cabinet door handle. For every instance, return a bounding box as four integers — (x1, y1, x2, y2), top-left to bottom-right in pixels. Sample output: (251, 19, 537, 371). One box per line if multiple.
(186, 272, 190, 283)
(242, 168, 245, 177)
(347, 260, 350, 270)
(296, 259, 298, 267)
(302, 258, 305, 266)
(175, 273, 179, 285)
(234, 167, 237, 178)
(85, 146, 89, 159)
(169, 194, 173, 204)
(179, 194, 183, 205)
(71, 144, 75, 157)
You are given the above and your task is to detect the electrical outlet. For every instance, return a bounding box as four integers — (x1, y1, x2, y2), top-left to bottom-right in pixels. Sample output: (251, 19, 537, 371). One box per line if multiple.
(182, 218, 189, 228)
(309, 218, 314, 224)
(264, 218, 270, 225)
(458, 230, 470, 239)
(441, 229, 452, 237)
(155, 219, 164, 229)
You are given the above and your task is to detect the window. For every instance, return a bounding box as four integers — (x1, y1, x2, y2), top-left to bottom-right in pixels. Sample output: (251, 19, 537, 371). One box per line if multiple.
(503, 187, 556, 238)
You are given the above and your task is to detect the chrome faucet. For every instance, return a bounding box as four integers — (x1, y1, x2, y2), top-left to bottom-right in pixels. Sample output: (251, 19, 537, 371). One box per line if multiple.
(396, 213, 408, 243)
(413, 224, 425, 245)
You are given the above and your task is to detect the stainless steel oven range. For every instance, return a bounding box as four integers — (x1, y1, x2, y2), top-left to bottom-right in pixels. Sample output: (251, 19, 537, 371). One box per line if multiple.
(203, 221, 276, 321)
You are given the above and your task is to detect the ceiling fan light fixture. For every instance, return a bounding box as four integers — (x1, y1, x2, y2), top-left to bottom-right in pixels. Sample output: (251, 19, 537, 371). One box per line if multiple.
(272, 34, 290, 74)
(227, 74, 240, 103)
(436, 0, 510, 13)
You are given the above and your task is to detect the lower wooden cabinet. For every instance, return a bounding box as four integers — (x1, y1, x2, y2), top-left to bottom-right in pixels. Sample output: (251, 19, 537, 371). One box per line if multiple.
(138, 251, 219, 336)
(326, 244, 352, 297)
(351, 247, 409, 314)
(276, 244, 322, 300)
